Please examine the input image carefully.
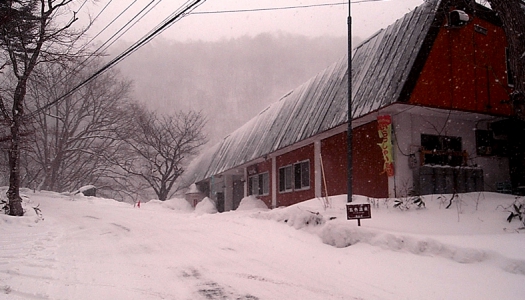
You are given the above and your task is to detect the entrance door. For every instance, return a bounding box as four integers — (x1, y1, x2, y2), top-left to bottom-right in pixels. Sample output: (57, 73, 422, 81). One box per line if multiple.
(216, 192, 225, 213)
(232, 179, 244, 210)
(493, 119, 525, 194)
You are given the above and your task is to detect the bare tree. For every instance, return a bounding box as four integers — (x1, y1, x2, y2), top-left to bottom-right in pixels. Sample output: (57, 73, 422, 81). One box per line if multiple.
(25, 59, 133, 193)
(0, 0, 91, 215)
(116, 105, 207, 201)
(97, 173, 153, 203)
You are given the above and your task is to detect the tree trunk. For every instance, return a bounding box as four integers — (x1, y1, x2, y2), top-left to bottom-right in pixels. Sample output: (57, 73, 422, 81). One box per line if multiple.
(158, 185, 168, 201)
(1, 0, 88, 215)
(7, 130, 23, 216)
(7, 83, 26, 216)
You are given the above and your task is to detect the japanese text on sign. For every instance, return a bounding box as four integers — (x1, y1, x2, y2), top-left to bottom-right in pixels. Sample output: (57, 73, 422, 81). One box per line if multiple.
(346, 203, 371, 220)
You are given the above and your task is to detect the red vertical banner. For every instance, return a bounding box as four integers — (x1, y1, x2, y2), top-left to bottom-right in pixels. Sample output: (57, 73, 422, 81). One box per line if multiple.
(377, 115, 394, 177)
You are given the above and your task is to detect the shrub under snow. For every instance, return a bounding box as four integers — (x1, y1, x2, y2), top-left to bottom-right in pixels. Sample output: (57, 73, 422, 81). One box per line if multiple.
(236, 196, 268, 211)
(195, 197, 217, 215)
(255, 206, 325, 229)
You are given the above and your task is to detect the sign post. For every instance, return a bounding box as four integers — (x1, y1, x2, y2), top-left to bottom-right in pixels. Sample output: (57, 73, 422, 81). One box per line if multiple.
(346, 203, 371, 226)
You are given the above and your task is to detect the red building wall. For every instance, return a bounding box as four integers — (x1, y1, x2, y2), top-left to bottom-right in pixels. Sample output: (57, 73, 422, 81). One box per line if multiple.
(352, 122, 389, 198)
(410, 17, 513, 115)
(320, 132, 347, 196)
(276, 144, 315, 207)
(320, 124, 388, 199)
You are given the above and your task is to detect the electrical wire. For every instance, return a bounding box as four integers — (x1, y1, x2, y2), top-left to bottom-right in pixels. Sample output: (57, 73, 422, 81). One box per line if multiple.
(86, 0, 386, 62)
(89, 0, 159, 59)
(37, 0, 164, 114)
(28, 0, 158, 120)
(26, 0, 207, 119)
(29, 0, 386, 117)
(89, 0, 114, 26)
(192, 2, 347, 14)
(70, 0, 116, 60)
(101, 0, 199, 62)
(191, 0, 385, 15)
(93, 0, 166, 57)
(67, 0, 89, 22)
(83, 0, 122, 46)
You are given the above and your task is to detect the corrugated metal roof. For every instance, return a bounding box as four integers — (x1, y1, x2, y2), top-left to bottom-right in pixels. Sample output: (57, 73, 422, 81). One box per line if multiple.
(183, 0, 442, 184)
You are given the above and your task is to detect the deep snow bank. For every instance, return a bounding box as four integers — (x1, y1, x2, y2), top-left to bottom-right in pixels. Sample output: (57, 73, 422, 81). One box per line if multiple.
(147, 197, 194, 212)
(254, 192, 525, 275)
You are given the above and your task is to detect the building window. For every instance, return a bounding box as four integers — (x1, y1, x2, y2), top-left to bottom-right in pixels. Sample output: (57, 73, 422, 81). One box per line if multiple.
(279, 160, 310, 193)
(475, 130, 508, 157)
(294, 161, 310, 190)
(506, 47, 515, 87)
(260, 172, 269, 195)
(248, 172, 269, 196)
(420, 134, 465, 166)
(279, 165, 293, 193)
(248, 175, 258, 196)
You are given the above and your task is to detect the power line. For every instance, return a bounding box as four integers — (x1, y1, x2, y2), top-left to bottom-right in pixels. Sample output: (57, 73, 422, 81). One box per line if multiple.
(75, 0, 167, 71)
(191, 0, 385, 15)
(192, 2, 347, 14)
(94, 0, 166, 56)
(84, 0, 135, 47)
(89, 0, 160, 58)
(28, 0, 387, 118)
(86, 0, 385, 71)
(44, 0, 166, 107)
(30, 0, 160, 119)
(26, 0, 207, 119)
(89, 0, 114, 25)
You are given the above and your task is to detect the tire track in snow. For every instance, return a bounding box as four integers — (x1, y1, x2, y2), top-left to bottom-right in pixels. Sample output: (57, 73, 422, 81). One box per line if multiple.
(0, 222, 61, 299)
(179, 266, 260, 300)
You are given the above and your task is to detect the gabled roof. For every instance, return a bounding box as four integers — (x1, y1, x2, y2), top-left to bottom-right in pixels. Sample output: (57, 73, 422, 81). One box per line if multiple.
(184, 0, 443, 184)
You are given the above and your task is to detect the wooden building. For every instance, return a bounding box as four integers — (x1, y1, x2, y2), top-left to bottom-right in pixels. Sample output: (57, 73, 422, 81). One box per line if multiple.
(183, 0, 524, 211)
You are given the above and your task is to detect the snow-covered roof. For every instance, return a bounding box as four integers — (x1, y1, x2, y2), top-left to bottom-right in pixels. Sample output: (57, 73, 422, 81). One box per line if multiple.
(184, 0, 442, 184)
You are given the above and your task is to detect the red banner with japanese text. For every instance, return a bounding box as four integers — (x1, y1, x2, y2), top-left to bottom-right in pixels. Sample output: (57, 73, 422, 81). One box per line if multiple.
(377, 115, 394, 177)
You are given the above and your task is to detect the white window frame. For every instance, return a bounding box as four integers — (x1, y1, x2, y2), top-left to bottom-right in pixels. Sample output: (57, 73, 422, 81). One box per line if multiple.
(279, 165, 294, 193)
(248, 172, 270, 196)
(259, 172, 270, 196)
(294, 160, 310, 191)
(248, 175, 259, 196)
(278, 160, 310, 193)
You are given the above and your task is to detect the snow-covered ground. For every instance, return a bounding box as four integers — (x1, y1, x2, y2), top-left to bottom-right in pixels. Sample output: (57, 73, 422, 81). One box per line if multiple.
(1, 189, 524, 299)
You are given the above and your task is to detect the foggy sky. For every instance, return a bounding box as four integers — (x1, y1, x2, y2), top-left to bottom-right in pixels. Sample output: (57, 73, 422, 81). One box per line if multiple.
(81, 0, 424, 47)
(73, 0, 425, 143)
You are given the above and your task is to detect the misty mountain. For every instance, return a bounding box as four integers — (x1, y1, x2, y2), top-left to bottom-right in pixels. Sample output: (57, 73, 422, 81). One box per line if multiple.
(114, 33, 355, 145)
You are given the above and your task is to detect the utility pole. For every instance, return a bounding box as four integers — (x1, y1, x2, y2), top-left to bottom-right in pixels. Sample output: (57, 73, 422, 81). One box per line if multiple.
(347, 0, 353, 203)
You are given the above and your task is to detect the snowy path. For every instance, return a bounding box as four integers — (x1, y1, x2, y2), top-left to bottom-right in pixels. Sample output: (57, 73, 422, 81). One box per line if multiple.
(1, 192, 525, 299)
(41, 197, 355, 299)
(2, 195, 357, 299)
(0, 215, 59, 299)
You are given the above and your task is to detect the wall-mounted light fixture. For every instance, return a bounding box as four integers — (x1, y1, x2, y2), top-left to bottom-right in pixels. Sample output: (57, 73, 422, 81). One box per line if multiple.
(449, 10, 469, 27)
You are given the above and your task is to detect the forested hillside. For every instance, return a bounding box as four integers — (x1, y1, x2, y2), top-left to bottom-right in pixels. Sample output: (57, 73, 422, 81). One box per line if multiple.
(115, 33, 352, 144)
